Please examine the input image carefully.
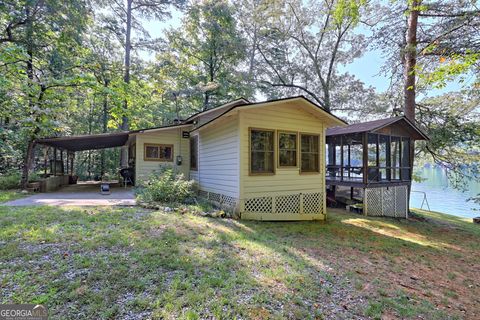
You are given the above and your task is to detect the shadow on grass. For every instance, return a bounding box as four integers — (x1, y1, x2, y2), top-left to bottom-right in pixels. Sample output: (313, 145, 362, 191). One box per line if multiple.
(0, 205, 475, 319)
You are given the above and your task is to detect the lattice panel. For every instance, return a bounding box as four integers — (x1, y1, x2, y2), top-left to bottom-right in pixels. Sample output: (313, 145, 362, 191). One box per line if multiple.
(303, 193, 322, 214)
(365, 186, 408, 218)
(365, 188, 383, 216)
(275, 194, 300, 214)
(221, 195, 237, 208)
(198, 190, 209, 199)
(382, 187, 395, 217)
(197, 190, 238, 209)
(395, 186, 408, 218)
(209, 192, 222, 203)
(244, 197, 273, 213)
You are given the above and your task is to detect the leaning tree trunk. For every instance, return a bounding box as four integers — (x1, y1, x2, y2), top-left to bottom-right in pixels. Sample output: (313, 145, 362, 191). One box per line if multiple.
(120, 0, 132, 168)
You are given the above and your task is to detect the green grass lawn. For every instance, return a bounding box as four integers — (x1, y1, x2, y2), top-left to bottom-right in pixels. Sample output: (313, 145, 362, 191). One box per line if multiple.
(0, 190, 25, 203)
(0, 206, 478, 319)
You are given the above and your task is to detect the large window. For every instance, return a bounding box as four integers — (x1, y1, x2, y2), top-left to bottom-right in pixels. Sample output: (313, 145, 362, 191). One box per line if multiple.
(250, 129, 275, 174)
(278, 131, 297, 167)
(300, 134, 319, 173)
(144, 144, 173, 161)
(190, 136, 198, 170)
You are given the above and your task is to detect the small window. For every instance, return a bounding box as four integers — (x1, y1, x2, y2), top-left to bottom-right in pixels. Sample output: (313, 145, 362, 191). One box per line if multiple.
(250, 129, 274, 174)
(278, 131, 297, 167)
(300, 134, 319, 173)
(144, 144, 173, 161)
(190, 136, 198, 170)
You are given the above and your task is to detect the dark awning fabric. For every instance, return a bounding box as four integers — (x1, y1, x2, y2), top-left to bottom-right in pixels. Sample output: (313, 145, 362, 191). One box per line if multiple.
(36, 132, 129, 152)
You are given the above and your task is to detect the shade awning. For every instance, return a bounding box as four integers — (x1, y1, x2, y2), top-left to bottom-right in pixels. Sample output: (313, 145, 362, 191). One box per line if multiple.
(36, 132, 129, 152)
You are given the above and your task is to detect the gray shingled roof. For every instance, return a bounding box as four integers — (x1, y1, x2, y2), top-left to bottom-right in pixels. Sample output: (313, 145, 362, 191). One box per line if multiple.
(326, 116, 428, 140)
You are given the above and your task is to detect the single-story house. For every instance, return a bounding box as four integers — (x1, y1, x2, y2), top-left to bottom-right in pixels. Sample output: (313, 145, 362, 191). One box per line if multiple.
(38, 96, 346, 220)
(37, 96, 429, 220)
(129, 96, 346, 220)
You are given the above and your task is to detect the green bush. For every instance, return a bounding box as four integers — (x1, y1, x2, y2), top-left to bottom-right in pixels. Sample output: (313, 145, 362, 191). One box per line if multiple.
(136, 168, 195, 204)
(0, 172, 21, 190)
(0, 171, 40, 190)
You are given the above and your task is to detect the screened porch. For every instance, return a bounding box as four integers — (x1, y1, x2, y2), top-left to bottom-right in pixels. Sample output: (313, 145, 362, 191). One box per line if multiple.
(326, 132, 412, 187)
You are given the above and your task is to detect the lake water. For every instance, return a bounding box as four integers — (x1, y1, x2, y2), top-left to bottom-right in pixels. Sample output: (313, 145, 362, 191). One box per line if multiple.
(410, 166, 480, 218)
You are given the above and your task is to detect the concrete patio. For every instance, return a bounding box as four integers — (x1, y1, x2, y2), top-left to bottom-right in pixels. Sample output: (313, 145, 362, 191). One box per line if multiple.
(3, 183, 136, 206)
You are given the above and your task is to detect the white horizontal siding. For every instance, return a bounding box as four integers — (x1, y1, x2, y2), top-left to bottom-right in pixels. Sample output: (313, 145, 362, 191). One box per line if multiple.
(197, 114, 239, 198)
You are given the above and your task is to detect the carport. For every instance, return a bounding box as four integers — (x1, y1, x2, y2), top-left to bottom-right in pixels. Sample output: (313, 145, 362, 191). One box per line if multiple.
(34, 132, 130, 192)
(3, 182, 135, 206)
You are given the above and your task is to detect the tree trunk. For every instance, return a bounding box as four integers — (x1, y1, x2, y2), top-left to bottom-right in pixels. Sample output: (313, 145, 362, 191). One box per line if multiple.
(247, 25, 258, 80)
(404, 0, 420, 121)
(404, 0, 421, 210)
(20, 3, 35, 189)
(101, 79, 109, 177)
(120, 0, 132, 168)
(21, 139, 35, 189)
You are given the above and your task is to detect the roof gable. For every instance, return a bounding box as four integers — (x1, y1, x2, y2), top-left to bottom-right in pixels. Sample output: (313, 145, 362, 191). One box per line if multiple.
(184, 98, 250, 123)
(191, 96, 346, 132)
(327, 116, 429, 140)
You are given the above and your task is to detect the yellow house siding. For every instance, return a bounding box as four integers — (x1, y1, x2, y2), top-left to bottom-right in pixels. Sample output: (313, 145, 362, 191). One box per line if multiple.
(197, 114, 239, 198)
(238, 103, 326, 220)
(134, 128, 190, 183)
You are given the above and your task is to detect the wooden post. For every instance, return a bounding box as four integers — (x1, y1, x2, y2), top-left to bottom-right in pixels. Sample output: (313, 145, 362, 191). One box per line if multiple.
(53, 148, 57, 176)
(44, 147, 48, 176)
(70, 153, 74, 176)
(340, 136, 344, 181)
(60, 150, 64, 175)
(362, 133, 368, 184)
(375, 134, 379, 181)
(65, 151, 69, 175)
(347, 143, 351, 179)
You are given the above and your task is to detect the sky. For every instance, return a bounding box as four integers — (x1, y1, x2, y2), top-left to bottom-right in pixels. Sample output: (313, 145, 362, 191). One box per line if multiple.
(140, 8, 469, 97)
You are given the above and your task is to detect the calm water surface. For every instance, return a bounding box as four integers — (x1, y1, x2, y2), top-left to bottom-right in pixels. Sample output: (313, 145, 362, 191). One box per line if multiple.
(410, 166, 480, 218)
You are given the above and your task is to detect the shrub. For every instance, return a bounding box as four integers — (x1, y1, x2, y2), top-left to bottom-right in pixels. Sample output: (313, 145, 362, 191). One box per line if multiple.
(136, 168, 195, 204)
(0, 171, 42, 190)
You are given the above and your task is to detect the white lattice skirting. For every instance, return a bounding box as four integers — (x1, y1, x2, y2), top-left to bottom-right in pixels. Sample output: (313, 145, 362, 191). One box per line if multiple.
(243, 192, 324, 216)
(198, 190, 239, 210)
(364, 185, 408, 218)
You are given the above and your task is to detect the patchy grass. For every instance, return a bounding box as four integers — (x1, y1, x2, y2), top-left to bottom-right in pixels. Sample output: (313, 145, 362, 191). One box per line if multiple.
(0, 206, 478, 319)
(0, 190, 25, 203)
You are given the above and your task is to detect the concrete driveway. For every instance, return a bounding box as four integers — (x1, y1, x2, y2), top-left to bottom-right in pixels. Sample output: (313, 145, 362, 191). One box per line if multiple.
(3, 184, 136, 207)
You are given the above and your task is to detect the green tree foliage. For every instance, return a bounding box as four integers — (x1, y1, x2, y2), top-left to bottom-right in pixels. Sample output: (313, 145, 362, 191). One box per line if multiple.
(0, 0, 93, 186)
(157, 0, 251, 113)
(247, 0, 379, 117)
(416, 92, 480, 190)
(371, 0, 480, 192)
